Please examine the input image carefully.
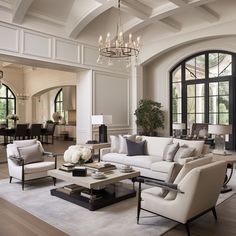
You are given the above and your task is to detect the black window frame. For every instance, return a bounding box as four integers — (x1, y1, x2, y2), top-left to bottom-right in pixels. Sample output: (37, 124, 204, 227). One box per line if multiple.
(170, 50, 236, 150)
(0, 83, 16, 126)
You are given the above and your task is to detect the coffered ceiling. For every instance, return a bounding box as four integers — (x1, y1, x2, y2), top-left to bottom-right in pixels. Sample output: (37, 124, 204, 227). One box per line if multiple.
(0, 0, 235, 46)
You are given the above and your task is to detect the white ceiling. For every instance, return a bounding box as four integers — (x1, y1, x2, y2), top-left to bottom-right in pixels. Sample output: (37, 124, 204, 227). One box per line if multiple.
(0, 0, 236, 59)
(0, 0, 235, 40)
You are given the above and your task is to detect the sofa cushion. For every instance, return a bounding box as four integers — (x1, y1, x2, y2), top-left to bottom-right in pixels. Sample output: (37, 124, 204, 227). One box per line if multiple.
(173, 146, 195, 162)
(17, 143, 43, 165)
(173, 139, 204, 156)
(151, 161, 176, 174)
(119, 135, 136, 154)
(163, 143, 179, 162)
(24, 161, 55, 174)
(127, 139, 146, 156)
(142, 136, 173, 157)
(102, 153, 162, 169)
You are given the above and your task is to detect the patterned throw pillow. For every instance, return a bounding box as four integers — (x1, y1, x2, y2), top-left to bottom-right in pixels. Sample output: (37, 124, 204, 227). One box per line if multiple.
(173, 145, 195, 162)
(163, 143, 179, 162)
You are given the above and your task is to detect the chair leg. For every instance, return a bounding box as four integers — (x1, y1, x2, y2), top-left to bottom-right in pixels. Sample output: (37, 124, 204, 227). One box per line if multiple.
(212, 207, 217, 221)
(137, 181, 142, 224)
(185, 222, 191, 236)
(52, 177, 56, 186)
(9, 176, 12, 183)
(22, 180, 24, 191)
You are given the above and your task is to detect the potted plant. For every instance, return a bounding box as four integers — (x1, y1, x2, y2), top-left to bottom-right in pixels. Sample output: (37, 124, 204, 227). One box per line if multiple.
(134, 99, 165, 136)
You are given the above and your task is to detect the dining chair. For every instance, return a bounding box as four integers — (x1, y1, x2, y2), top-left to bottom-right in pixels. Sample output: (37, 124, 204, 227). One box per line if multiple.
(42, 123, 56, 144)
(29, 123, 42, 141)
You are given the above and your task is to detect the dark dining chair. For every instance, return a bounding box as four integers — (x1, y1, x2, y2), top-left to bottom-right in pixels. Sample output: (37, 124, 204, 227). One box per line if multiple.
(42, 123, 56, 144)
(29, 123, 42, 140)
(12, 124, 29, 140)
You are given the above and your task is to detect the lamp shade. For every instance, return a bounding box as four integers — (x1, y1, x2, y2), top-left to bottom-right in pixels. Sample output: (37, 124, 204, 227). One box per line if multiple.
(208, 124, 232, 135)
(91, 115, 112, 125)
(172, 123, 186, 130)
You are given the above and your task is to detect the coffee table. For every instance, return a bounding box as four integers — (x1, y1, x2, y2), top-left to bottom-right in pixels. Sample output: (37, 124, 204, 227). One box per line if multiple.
(48, 169, 140, 211)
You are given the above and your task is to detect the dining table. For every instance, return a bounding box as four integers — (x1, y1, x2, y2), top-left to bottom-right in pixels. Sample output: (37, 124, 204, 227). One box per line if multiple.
(0, 127, 46, 145)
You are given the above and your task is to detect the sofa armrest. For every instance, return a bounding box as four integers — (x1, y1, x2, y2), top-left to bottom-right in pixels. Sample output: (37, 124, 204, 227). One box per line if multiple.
(100, 148, 111, 158)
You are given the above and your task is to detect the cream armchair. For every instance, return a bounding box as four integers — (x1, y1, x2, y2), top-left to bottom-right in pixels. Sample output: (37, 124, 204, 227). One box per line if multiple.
(137, 159, 227, 236)
(7, 139, 58, 190)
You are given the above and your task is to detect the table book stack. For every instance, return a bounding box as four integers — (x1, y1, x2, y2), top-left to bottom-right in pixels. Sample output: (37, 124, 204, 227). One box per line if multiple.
(84, 163, 116, 172)
(56, 184, 85, 195)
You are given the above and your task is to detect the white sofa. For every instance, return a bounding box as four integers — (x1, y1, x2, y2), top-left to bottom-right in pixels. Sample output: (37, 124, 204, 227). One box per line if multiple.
(101, 136, 209, 180)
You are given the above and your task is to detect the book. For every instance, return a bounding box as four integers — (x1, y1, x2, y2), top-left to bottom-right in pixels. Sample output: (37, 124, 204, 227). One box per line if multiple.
(63, 184, 85, 193)
(84, 163, 116, 172)
(59, 165, 75, 172)
(80, 189, 103, 200)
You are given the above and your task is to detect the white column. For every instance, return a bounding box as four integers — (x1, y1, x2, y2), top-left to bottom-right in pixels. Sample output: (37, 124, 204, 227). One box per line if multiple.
(130, 64, 143, 134)
(76, 70, 93, 143)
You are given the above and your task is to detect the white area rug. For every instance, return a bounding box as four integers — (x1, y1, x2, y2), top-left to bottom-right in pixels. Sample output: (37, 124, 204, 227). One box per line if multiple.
(0, 178, 235, 236)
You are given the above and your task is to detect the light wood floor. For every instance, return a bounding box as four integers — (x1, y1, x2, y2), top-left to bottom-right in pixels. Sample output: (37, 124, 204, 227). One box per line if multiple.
(1, 140, 236, 236)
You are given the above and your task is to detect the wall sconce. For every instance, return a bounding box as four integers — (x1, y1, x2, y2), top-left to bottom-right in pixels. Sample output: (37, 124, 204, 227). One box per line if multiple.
(91, 115, 112, 143)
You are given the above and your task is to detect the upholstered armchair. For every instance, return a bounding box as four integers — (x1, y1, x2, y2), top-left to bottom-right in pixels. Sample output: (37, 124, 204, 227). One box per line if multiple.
(6, 139, 58, 190)
(137, 157, 227, 236)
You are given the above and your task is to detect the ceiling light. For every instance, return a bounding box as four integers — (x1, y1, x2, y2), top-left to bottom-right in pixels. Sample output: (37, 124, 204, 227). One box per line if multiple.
(97, 0, 141, 67)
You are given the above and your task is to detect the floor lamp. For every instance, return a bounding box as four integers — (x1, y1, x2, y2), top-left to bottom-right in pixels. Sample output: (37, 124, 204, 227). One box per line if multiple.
(208, 124, 232, 155)
(91, 115, 112, 143)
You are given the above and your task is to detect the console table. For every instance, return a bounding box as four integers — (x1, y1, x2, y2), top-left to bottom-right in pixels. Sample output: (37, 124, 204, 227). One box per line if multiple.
(213, 153, 236, 193)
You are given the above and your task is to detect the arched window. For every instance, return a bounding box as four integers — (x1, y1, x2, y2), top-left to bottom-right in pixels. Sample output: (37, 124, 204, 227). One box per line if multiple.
(170, 50, 235, 148)
(54, 88, 67, 121)
(0, 83, 16, 124)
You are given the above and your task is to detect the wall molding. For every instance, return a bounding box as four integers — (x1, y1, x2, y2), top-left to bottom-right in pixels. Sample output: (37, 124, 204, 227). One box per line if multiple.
(0, 21, 129, 75)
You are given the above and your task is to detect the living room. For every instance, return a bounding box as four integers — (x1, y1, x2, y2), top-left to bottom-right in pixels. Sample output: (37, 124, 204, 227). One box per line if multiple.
(1, 0, 236, 235)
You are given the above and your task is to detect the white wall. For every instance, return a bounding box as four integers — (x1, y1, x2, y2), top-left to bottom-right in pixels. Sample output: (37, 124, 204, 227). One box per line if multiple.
(24, 67, 77, 123)
(144, 36, 236, 136)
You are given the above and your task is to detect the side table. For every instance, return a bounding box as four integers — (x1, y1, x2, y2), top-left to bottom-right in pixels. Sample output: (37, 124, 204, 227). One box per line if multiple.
(79, 143, 111, 162)
(213, 153, 236, 193)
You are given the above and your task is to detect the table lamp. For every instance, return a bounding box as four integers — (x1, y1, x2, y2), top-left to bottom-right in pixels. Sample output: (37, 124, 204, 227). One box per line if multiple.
(91, 115, 112, 143)
(172, 123, 186, 138)
(208, 124, 232, 155)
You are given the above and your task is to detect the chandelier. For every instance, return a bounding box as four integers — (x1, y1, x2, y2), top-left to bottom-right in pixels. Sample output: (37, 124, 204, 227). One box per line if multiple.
(97, 0, 141, 67)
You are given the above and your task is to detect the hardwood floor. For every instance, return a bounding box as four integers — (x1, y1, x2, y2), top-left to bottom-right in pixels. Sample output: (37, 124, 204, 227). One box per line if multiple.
(0, 140, 236, 236)
(0, 198, 69, 236)
(164, 194, 236, 236)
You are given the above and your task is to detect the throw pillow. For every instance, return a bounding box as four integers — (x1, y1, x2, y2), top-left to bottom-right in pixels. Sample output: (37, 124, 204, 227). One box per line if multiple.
(126, 139, 146, 156)
(118, 134, 136, 154)
(110, 135, 120, 153)
(163, 143, 179, 162)
(17, 143, 43, 165)
(173, 145, 195, 162)
(161, 162, 182, 197)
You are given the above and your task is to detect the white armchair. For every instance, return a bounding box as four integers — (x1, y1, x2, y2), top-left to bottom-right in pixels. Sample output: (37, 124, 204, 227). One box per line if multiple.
(7, 139, 58, 190)
(137, 159, 227, 236)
